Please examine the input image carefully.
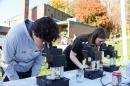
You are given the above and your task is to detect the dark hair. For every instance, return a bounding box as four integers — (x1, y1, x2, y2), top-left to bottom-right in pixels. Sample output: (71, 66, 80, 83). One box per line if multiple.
(91, 27, 108, 44)
(32, 17, 59, 43)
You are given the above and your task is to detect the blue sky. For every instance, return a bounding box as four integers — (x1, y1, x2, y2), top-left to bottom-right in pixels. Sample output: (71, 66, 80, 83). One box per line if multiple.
(0, 0, 48, 26)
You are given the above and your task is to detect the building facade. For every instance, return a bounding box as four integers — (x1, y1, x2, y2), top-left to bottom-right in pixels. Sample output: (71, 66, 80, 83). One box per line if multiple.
(31, 4, 71, 21)
(4, 4, 71, 27)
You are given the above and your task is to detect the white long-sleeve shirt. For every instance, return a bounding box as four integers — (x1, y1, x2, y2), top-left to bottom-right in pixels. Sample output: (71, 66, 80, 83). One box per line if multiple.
(1, 21, 44, 80)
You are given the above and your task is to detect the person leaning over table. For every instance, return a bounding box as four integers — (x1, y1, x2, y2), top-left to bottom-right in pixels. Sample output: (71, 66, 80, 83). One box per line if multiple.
(0, 17, 59, 81)
(63, 27, 108, 71)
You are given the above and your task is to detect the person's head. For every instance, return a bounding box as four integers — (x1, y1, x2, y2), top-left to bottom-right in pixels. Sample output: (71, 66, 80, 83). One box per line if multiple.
(91, 27, 107, 46)
(32, 17, 59, 49)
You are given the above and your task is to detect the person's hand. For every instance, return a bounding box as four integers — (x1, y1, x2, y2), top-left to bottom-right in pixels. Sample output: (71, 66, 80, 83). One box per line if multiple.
(80, 64, 89, 69)
(80, 58, 90, 69)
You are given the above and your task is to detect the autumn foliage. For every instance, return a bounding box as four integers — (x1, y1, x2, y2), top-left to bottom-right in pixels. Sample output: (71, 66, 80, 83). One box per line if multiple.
(49, 0, 67, 12)
(74, 0, 114, 31)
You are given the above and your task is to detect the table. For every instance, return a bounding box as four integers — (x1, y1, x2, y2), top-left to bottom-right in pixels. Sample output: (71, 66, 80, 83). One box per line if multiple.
(2, 70, 130, 86)
(63, 70, 113, 86)
(3, 77, 37, 86)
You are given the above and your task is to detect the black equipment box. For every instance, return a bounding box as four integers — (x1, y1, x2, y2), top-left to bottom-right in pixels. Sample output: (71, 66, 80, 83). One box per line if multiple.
(37, 76, 69, 86)
(103, 65, 119, 72)
(84, 69, 103, 80)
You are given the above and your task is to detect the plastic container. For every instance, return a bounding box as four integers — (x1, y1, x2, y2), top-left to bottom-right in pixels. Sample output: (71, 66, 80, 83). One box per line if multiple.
(112, 71, 122, 86)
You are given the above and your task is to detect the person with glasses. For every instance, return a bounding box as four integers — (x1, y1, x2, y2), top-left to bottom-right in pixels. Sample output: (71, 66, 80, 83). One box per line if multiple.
(1, 17, 59, 81)
(63, 27, 108, 71)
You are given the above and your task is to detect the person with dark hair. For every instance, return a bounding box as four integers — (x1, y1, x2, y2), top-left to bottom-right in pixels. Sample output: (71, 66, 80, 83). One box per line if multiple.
(1, 17, 59, 81)
(63, 27, 108, 71)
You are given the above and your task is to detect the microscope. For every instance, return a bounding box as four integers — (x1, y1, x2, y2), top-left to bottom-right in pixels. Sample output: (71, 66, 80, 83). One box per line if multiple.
(37, 44, 69, 86)
(82, 42, 103, 80)
(100, 43, 119, 72)
(41, 43, 67, 68)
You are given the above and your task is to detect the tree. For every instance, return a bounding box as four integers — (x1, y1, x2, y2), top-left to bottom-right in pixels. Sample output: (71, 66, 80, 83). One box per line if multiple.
(48, 0, 75, 16)
(65, 0, 77, 16)
(103, 0, 121, 37)
(74, 0, 114, 33)
(49, 0, 67, 12)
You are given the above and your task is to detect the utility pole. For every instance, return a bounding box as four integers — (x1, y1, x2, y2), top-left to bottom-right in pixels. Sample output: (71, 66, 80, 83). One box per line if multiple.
(120, 0, 128, 64)
(22, 0, 29, 20)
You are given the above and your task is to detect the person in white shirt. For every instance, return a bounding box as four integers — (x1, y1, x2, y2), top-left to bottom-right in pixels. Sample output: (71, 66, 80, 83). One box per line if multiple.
(1, 17, 59, 81)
